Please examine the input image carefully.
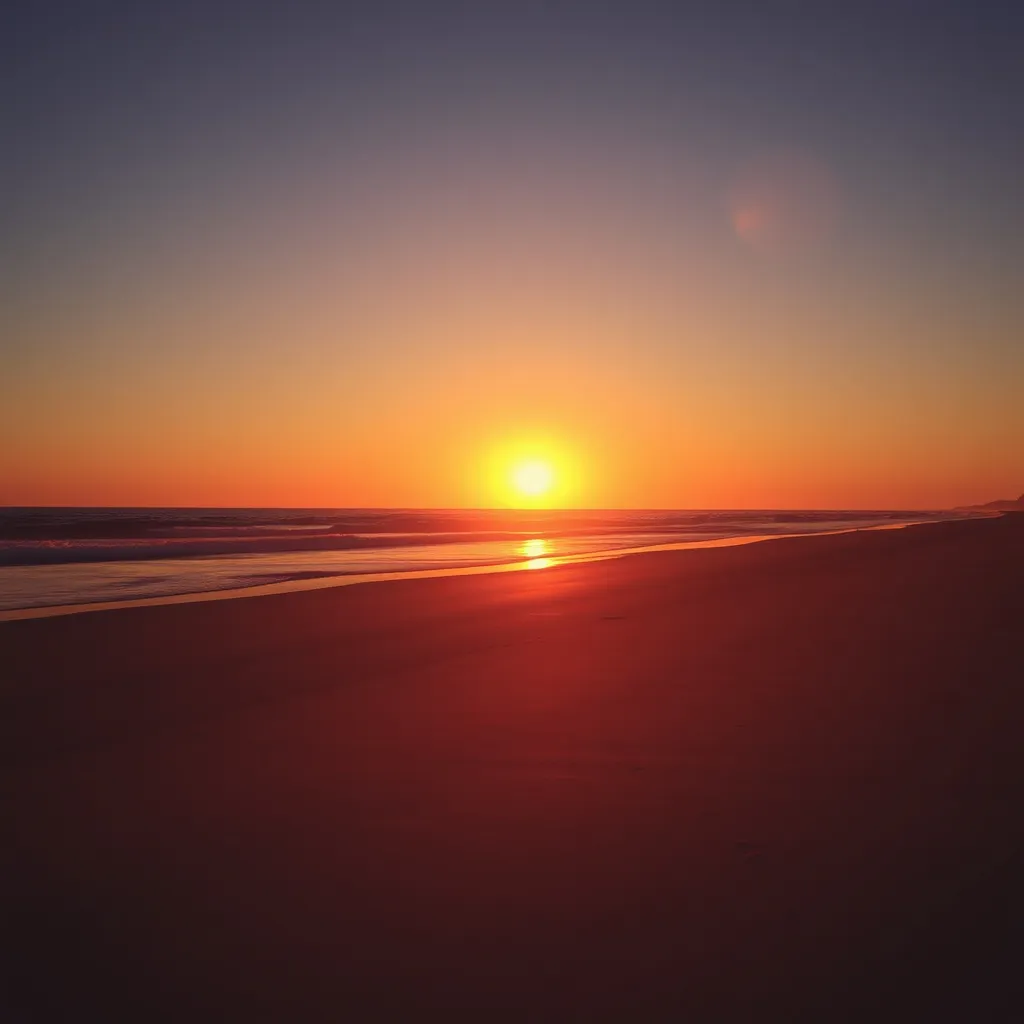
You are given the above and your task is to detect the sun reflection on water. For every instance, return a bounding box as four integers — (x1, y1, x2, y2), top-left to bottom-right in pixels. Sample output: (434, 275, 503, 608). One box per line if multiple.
(520, 537, 553, 569)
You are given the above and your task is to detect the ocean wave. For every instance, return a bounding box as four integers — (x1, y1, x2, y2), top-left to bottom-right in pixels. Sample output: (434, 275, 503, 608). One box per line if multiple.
(0, 510, 975, 614)
(0, 531, 552, 567)
(0, 506, 937, 542)
(0, 507, 950, 567)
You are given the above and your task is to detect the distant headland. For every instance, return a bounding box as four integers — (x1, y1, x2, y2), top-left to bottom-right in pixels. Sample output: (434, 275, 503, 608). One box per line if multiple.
(959, 493, 1024, 511)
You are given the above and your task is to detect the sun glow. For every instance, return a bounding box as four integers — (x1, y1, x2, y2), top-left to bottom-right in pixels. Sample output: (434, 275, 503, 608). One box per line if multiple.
(479, 436, 583, 508)
(511, 460, 554, 499)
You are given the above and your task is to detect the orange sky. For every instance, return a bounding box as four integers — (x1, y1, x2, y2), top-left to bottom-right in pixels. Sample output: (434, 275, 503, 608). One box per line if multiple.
(3, 5, 1022, 510)
(4, 176, 1020, 510)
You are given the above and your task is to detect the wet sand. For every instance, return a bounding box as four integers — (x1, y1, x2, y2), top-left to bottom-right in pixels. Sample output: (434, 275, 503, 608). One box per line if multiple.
(2, 515, 1022, 1020)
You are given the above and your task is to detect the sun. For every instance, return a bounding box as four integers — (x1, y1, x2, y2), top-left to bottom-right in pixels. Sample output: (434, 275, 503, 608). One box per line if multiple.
(482, 437, 579, 507)
(511, 459, 554, 499)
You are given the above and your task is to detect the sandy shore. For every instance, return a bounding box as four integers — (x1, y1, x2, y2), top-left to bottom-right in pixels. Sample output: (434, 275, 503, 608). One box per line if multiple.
(2, 515, 1022, 1020)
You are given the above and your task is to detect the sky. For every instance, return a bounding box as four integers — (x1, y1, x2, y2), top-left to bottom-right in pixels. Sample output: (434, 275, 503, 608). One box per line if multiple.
(2, 0, 1022, 509)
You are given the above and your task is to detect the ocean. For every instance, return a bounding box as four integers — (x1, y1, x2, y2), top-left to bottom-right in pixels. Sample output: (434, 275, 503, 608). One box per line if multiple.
(0, 506, 972, 616)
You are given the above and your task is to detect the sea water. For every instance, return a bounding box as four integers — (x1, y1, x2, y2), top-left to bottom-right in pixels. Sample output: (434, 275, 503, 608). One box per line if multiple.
(0, 507, 972, 614)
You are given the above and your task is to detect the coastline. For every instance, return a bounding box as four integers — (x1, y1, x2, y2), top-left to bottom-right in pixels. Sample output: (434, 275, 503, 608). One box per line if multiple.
(3, 513, 1021, 1019)
(0, 515, 966, 622)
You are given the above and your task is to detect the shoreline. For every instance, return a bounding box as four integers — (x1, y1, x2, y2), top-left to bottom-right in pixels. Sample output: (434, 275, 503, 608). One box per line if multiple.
(0, 516, 963, 622)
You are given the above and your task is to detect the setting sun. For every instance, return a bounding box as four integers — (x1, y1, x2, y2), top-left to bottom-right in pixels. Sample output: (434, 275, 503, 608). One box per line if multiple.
(512, 460, 554, 499)
(478, 437, 582, 508)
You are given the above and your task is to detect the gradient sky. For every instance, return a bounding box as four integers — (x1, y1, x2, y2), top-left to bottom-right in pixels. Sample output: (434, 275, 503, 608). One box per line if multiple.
(3, 0, 1022, 509)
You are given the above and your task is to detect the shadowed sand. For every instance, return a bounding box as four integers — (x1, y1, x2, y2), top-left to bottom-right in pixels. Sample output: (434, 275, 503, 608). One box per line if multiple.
(2, 516, 1022, 1020)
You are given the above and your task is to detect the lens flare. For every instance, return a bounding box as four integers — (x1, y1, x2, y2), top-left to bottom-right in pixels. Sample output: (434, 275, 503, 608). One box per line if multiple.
(729, 150, 840, 256)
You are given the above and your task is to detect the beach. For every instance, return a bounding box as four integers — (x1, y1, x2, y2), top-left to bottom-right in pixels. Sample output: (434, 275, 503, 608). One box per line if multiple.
(2, 514, 1021, 1020)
